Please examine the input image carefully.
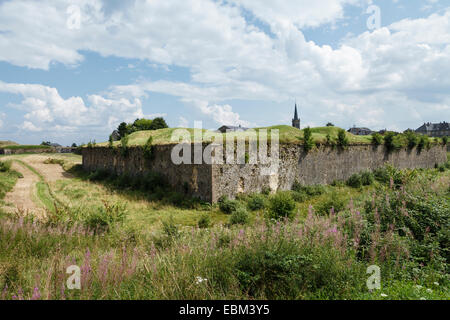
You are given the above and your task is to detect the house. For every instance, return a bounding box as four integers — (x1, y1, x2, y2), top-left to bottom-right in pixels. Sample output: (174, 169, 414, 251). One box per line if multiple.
(217, 125, 249, 133)
(415, 122, 450, 137)
(348, 126, 372, 136)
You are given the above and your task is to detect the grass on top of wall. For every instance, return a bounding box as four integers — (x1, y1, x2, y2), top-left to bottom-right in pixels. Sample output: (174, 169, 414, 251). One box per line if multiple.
(0, 141, 18, 148)
(93, 125, 375, 147)
(2, 145, 52, 150)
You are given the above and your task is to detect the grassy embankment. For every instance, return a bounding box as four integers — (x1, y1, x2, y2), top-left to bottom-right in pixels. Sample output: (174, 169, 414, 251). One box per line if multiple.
(0, 151, 448, 300)
(94, 126, 373, 147)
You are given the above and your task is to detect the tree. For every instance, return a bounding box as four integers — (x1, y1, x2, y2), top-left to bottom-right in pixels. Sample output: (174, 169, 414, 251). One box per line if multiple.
(71, 143, 77, 148)
(132, 118, 153, 131)
(41, 141, 51, 146)
(150, 117, 168, 130)
(326, 122, 335, 127)
(118, 122, 129, 139)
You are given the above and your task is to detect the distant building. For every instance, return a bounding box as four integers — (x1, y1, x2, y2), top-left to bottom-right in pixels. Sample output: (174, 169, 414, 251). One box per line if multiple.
(348, 126, 372, 136)
(415, 122, 450, 137)
(292, 103, 300, 129)
(111, 130, 121, 141)
(217, 125, 249, 133)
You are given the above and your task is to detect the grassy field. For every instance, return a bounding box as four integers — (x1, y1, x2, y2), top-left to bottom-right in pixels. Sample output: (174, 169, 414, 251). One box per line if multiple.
(0, 152, 448, 300)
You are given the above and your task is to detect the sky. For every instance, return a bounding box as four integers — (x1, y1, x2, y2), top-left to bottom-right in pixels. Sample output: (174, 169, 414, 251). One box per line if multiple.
(0, 0, 449, 146)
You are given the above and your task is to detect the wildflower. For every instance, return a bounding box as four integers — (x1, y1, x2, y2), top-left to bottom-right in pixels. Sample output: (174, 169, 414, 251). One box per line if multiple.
(195, 276, 208, 284)
(380, 293, 388, 297)
(433, 282, 439, 286)
(426, 289, 432, 293)
(420, 297, 426, 300)
(415, 285, 423, 289)
(31, 287, 41, 300)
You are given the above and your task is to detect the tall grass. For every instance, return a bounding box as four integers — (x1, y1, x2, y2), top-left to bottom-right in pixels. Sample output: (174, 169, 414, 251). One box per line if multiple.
(0, 159, 448, 300)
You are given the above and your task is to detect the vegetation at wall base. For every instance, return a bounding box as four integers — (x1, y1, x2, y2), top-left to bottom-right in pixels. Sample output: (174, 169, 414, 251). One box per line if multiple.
(0, 153, 448, 300)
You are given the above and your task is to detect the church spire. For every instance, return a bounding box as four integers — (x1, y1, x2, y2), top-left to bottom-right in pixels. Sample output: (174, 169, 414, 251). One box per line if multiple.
(292, 102, 300, 129)
(294, 103, 299, 121)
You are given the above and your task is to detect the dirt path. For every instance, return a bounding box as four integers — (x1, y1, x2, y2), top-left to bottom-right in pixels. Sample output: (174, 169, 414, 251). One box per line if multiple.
(2, 155, 73, 218)
(21, 154, 74, 182)
(3, 161, 46, 217)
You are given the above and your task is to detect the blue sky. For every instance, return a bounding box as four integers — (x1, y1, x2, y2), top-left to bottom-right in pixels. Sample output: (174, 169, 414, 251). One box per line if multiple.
(0, 0, 449, 146)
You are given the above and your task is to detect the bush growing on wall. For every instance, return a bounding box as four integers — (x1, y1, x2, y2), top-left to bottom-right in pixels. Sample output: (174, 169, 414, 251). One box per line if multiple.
(337, 129, 349, 148)
(384, 132, 402, 152)
(418, 135, 430, 152)
(120, 135, 129, 157)
(443, 136, 448, 145)
(371, 133, 383, 146)
(143, 136, 154, 160)
(108, 134, 114, 148)
(405, 131, 418, 149)
(303, 127, 314, 152)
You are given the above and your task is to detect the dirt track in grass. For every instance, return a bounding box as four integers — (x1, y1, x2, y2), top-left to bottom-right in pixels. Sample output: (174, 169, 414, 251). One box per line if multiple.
(2, 155, 74, 218)
(2, 161, 45, 217)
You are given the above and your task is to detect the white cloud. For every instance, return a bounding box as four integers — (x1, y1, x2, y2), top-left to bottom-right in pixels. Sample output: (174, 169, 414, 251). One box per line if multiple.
(21, 121, 42, 132)
(0, 1, 449, 135)
(0, 81, 144, 135)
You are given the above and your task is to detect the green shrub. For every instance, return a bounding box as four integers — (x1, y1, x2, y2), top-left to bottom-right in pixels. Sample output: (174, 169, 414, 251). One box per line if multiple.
(162, 216, 179, 239)
(261, 187, 271, 195)
(373, 166, 391, 184)
(143, 136, 154, 160)
(83, 201, 127, 232)
(325, 133, 333, 146)
(360, 171, 374, 186)
(303, 127, 314, 152)
(142, 172, 166, 192)
(0, 161, 12, 172)
(120, 135, 129, 157)
(218, 196, 240, 214)
(418, 135, 430, 152)
(267, 191, 296, 220)
(331, 180, 345, 187)
(291, 191, 308, 202)
(229, 207, 250, 225)
(108, 134, 114, 148)
(292, 182, 325, 196)
(384, 132, 401, 152)
(443, 136, 448, 145)
(405, 131, 418, 149)
(316, 192, 347, 215)
(346, 173, 362, 188)
(337, 129, 349, 148)
(198, 213, 211, 229)
(247, 194, 266, 211)
(88, 169, 110, 181)
(371, 133, 383, 146)
(234, 237, 364, 299)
